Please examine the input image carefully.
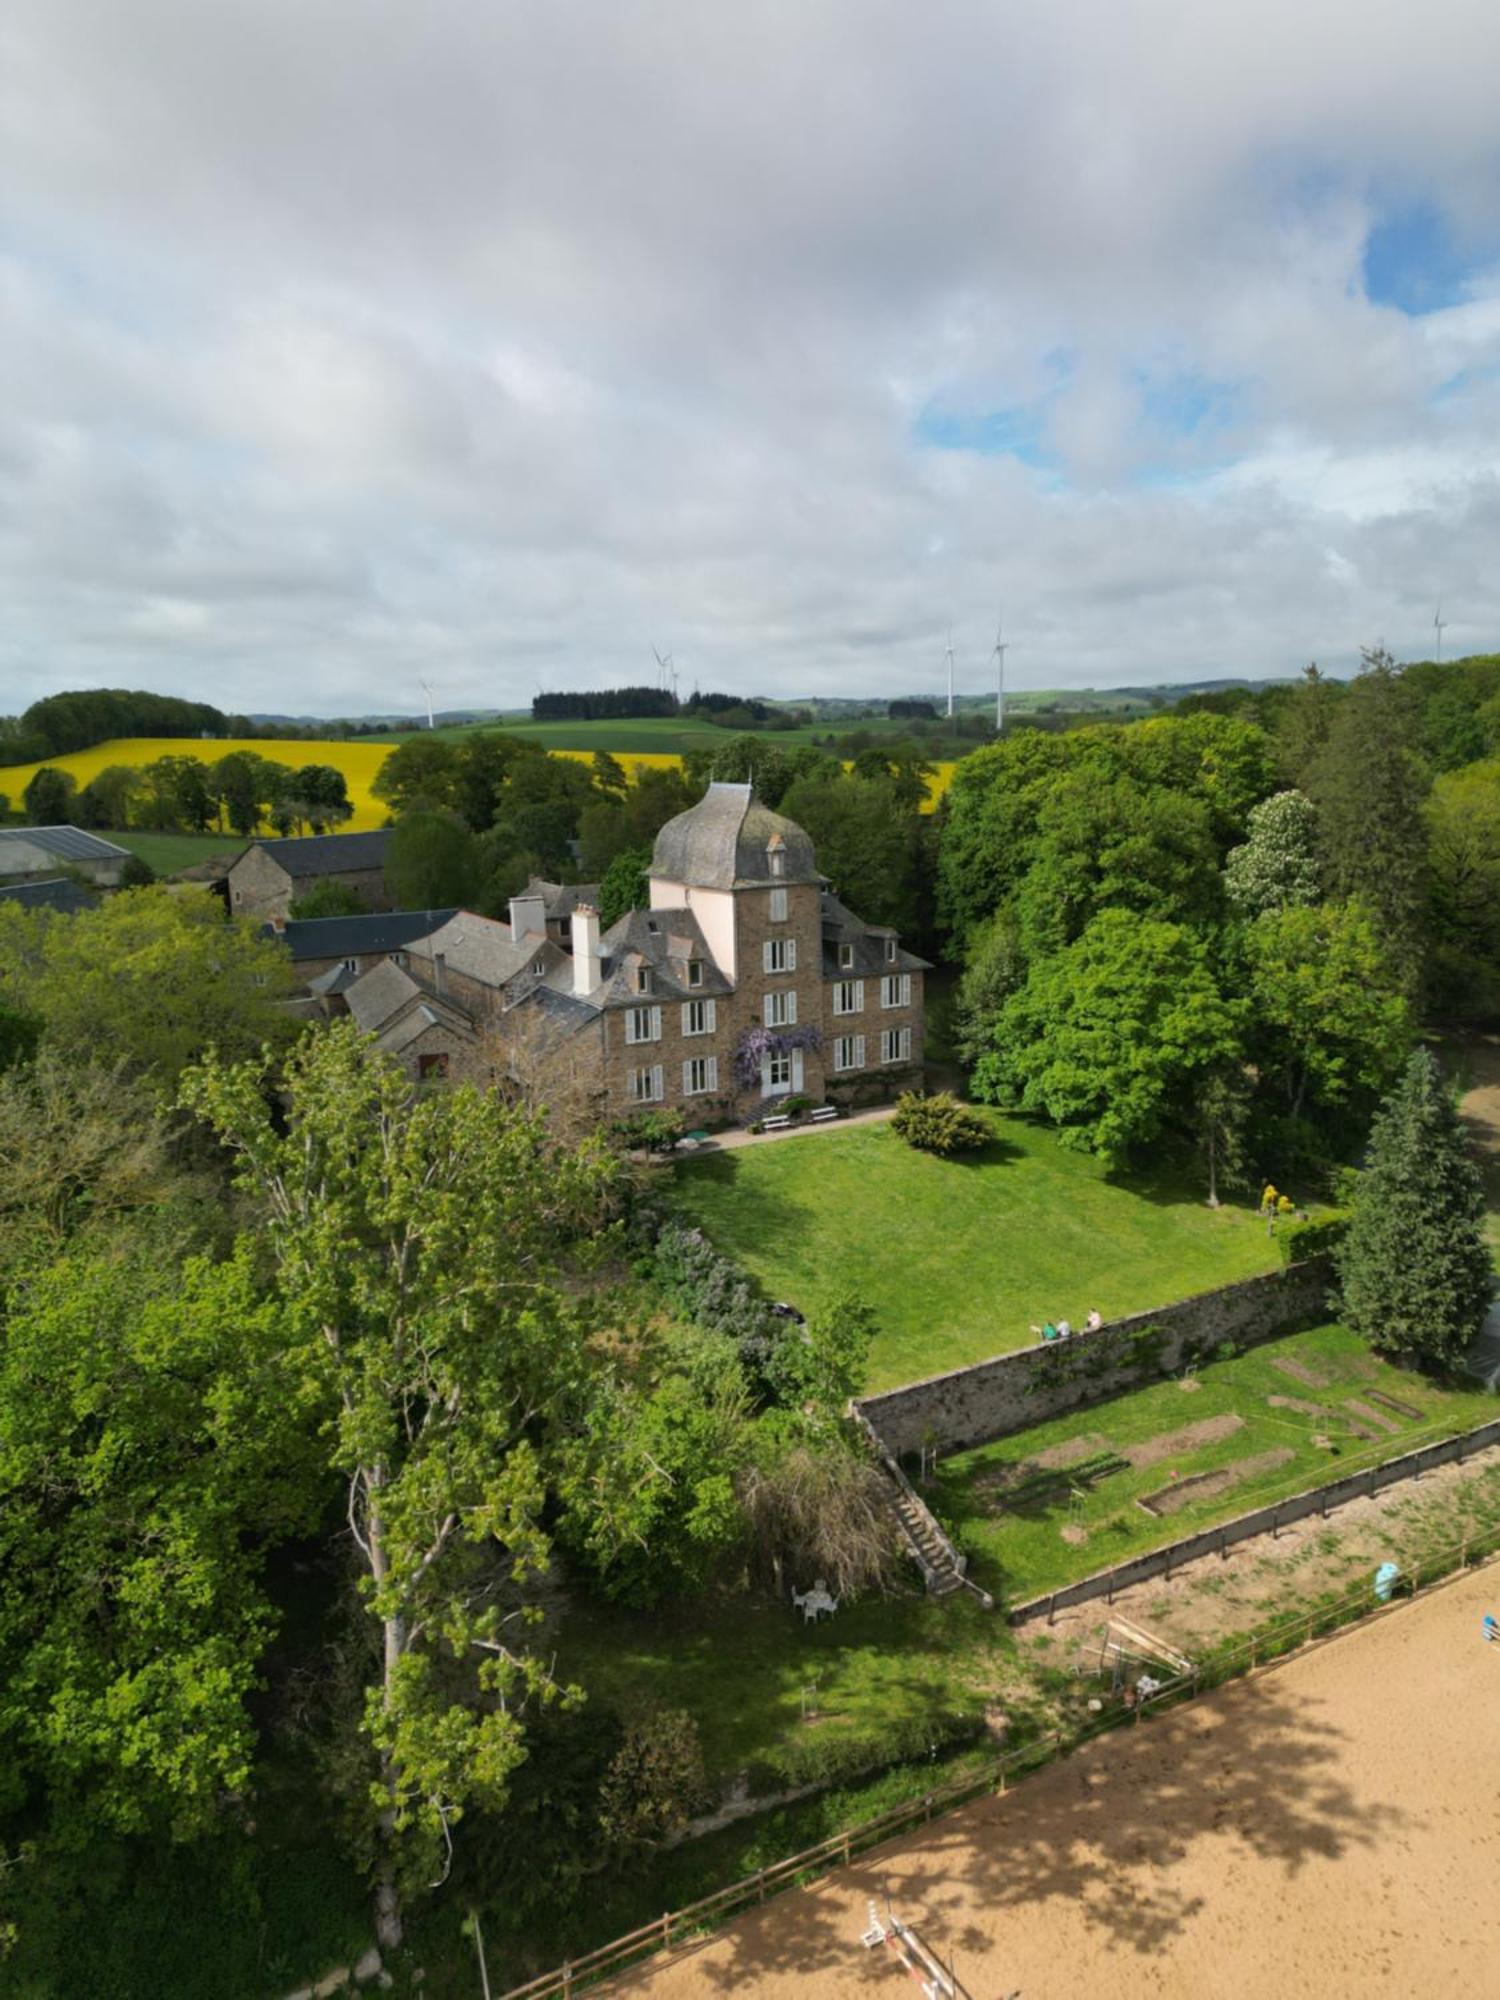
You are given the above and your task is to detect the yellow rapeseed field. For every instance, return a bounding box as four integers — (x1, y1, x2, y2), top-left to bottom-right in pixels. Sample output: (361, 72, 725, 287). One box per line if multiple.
(0, 737, 953, 828)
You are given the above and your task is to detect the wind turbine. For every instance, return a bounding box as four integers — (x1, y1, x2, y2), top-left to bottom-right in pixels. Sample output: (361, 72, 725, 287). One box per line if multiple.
(653, 646, 678, 705)
(991, 616, 1009, 734)
(945, 628, 956, 719)
(1434, 604, 1448, 664)
(420, 680, 437, 730)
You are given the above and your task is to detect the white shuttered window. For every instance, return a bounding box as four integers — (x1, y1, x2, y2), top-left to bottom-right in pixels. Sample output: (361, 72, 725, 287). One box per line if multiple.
(625, 1005, 663, 1044)
(682, 1055, 718, 1096)
(833, 979, 864, 1016)
(629, 1064, 665, 1102)
(764, 989, 797, 1027)
(833, 1035, 866, 1071)
(763, 938, 796, 974)
(881, 973, 912, 1008)
(681, 998, 717, 1036)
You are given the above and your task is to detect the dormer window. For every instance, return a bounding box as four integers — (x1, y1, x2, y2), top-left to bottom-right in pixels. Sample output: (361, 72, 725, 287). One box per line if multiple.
(687, 959, 704, 988)
(839, 942, 854, 970)
(768, 847, 785, 879)
(885, 937, 897, 963)
(637, 965, 654, 995)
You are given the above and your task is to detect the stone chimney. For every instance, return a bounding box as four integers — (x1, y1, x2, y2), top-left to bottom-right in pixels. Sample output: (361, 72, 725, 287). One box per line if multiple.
(433, 951, 447, 997)
(571, 905, 601, 997)
(509, 892, 547, 944)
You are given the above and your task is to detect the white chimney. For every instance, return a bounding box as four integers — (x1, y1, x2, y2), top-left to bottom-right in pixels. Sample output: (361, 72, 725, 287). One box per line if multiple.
(571, 905, 601, 997)
(509, 893, 546, 944)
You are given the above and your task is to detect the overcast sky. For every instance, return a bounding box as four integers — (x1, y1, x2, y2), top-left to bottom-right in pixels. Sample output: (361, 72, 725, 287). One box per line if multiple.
(4, 2, 1500, 717)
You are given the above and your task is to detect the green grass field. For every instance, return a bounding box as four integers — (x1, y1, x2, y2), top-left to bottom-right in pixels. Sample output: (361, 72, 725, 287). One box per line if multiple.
(109, 828, 247, 873)
(673, 1116, 1286, 1390)
(933, 1322, 1498, 1606)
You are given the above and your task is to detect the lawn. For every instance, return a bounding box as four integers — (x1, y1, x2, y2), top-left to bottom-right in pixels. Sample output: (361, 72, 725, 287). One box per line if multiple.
(931, 1322, 1498, 1607)
(555, 1581, 1014, 1790)
(673, 1116, 1285, 1391)
(110, 828, 248, 874)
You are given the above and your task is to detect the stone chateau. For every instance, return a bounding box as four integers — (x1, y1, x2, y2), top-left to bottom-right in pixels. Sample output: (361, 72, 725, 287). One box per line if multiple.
(273, 783, 928, 1121)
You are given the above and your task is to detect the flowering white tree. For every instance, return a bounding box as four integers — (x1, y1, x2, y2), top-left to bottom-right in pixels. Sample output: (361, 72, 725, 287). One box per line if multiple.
(1224, 790, 1321, 918)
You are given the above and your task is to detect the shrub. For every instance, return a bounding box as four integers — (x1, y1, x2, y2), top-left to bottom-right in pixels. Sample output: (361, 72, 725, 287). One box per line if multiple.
(890, 1090, 990, 1156)
(118, 854, 156, 889)
(598, 1708, 713, 1851)
(1277, 1211, 1351, 1268)
(652, 1217, 782, 1376)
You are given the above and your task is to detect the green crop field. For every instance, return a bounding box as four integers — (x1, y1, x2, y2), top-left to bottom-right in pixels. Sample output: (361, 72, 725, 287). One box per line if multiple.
(109, 829, 248, 874)
(932, 1322, 1498, 1606)
(673, 1115, 1287, 1391)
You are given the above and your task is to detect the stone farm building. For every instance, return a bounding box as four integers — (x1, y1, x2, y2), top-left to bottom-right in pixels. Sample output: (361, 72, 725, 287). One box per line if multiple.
(0, 825, 130, 888)
(224, 830, 396, 921)
(279, 783, 928, 1119)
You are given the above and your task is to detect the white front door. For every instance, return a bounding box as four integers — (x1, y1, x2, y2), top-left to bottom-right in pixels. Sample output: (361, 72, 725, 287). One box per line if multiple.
(761, 1047, 802, 1097)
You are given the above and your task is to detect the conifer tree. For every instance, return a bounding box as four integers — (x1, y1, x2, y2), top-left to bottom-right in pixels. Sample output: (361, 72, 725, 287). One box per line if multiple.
(1338, 1050, 1492, 1368)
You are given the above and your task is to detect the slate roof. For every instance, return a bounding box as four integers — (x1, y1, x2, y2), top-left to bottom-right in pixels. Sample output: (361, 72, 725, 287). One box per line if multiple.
(238, 830, 394, 879)
(519, 877, 602, 919)
(407, 910, 559, 990)
(820, 890, 931, 976)
(263, 908, 458, 964)
(345, 958, 423, 1033)
(0, 876, 99, 915)
(649, 783, 820, 889)
(0, 825, 130, 864)
(579, 906, 730, 1008)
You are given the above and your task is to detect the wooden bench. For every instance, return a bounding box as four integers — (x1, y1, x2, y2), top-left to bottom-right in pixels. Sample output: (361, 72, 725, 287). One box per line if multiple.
(810, 1104, 839, 1123)
(762, 1113, 793, 1132)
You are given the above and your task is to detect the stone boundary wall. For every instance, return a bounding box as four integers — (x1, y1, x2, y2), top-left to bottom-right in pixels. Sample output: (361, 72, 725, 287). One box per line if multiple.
(855, 1259, 1333, 1460)
(1009, 1415, 1500, 1626)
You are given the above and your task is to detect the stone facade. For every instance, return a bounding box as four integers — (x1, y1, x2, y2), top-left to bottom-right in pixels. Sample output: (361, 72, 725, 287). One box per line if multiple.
(855, 1260, 1334, 1459)
(226, 833, 394, 922)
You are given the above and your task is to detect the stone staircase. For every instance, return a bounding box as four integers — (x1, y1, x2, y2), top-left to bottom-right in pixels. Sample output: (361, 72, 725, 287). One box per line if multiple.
(889, 1479, 966, 1596)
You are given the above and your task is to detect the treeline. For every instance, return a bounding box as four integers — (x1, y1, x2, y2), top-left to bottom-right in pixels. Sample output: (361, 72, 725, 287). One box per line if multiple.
(532, 688, 679, 720)
(0, 688, 357, 765)
(943, 647, 1500, 1188)
(19, 751, 353, 839)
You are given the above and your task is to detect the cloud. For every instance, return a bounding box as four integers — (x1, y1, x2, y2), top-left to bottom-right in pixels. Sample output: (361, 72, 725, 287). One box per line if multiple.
(3, 0, 1500, 715)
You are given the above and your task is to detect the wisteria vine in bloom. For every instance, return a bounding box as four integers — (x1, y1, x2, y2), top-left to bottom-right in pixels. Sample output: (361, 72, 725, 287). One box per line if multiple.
(732, 1023, 824, 1090)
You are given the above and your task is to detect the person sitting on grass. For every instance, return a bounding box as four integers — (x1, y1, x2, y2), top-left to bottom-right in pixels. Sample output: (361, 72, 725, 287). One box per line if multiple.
(1057, 1317, 1073, 1339)
(1041, 1320, 1058, 1341)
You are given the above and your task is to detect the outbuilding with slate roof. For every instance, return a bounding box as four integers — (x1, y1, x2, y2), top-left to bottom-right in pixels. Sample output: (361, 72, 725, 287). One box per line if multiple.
(225, 830, 395, 921)
(0, 825, 130, 887)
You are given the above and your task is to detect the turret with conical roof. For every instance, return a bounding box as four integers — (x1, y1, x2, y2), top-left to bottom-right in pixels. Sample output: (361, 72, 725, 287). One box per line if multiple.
(649, 782, 820, 891)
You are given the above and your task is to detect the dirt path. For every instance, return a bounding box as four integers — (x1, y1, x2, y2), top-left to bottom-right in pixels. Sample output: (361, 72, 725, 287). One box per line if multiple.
(614, 1559, 1500, 1999)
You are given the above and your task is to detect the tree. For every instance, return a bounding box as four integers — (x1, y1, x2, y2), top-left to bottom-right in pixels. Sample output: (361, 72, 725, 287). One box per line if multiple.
(0, 1246, 321, 1848)
(1303, 651, 1429, 991)
(1242, 901, 1411, 1121)
(974, 909, 1244, 1164)
(1425, 760, 1500, 1018)
(74, 764, 140, 830)
(212, 750, 288, 839)
(762, 1295, 878, 1426)
(1223, 790, 1321, 918)
(1337, 1050, 1492, 1368)
(777, 770, 926, 934)
(0, 1000, 41, 1077)
(0, 889, 297, 1095)
(385, 810, 484, 909)
(599, 845, 651, 928)
(22, 767, 77, 826)
(1192, 1065, 1252, 1207)
(1014, 772, 1220, 958)
(288, 764, 354, 834)
(179, 1024, 626, 1948)
(370, 737, 460, 817)
(953, 908, 1025, 1070)
(136, 755, 216, 832)
(118, 853, 155, 888)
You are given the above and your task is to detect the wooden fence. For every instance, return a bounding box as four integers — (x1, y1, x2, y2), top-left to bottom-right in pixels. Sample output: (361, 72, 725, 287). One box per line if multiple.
(497, 1518, 1500, 1999)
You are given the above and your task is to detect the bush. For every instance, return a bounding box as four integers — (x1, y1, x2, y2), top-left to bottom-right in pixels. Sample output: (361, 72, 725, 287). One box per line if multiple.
(1277, 1211, 1350, 1268)
(118, 855, 156, 888)
(652, 1217, 782, 1376)
(890, 1090, 990, 1156)
(598, 1708, 713, 1851)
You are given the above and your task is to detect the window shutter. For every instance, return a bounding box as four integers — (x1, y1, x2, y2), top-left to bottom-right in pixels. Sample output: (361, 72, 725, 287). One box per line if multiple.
(762, 941, 773, 974)
(706, 1055, 718, 1091)
(854, 979, 864, 1011)
(855, 1035, 866, 1068)
(705, 998, 717, 1032)
(787, 939, 797, 972)
(681, 1060, 693, 1094)
(901, 974, 911, 1005)
(785, 991, 796, 1025)
(652, 1064, 664, 1101)
(651, 1006, 662, 1042)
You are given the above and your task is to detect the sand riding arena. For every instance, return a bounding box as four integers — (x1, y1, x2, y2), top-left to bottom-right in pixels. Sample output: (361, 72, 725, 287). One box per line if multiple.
(613, 1560, 1500, 2000)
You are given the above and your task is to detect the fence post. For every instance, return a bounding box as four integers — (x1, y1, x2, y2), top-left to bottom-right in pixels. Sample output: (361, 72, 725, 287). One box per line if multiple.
(662, 1911, 671, 1948)
(562, 1962, 572, 1999)
(758, 1867, 767, 1903)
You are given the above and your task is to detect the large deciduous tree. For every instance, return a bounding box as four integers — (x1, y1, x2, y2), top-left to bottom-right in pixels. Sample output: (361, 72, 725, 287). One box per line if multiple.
(1425, 759, 1500, 1018)
(1241, 901, 1411, 1121)
(21, 766, 77, 826)
(0, 1247, 320, 1848)
(0, 888, 296, 1095)
(1223, 789, 1321, 917)
(973, 908, 1243, 1164)
(180, 1024, 625, 1948)
(1337, 1050, 1492, 1369)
